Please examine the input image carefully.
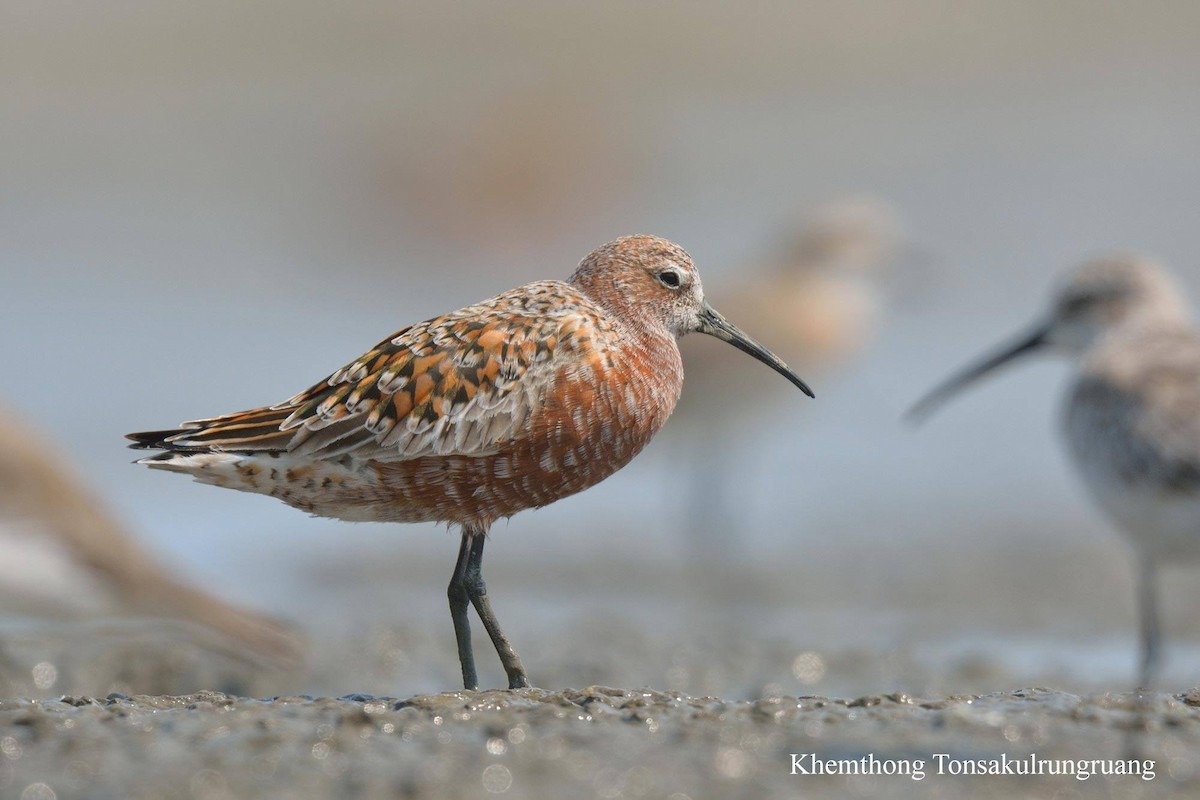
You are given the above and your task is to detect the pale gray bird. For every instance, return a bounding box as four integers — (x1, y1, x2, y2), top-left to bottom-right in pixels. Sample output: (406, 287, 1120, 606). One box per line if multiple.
(909, 254, 1197, 689)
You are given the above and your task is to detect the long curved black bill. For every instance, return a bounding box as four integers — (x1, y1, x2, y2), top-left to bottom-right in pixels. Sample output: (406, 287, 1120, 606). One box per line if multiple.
(905, 323, 1050, 425)
(698, 303, 815, 398)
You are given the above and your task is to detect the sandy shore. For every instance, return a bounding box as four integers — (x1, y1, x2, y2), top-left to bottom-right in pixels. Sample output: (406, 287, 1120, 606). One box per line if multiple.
(1, 686, 1197, 799)
(2, 551, 1200, 799)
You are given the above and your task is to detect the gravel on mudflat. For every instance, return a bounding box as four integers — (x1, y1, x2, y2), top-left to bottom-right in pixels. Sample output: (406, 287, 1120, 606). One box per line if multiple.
(2, 686, 1198, 799)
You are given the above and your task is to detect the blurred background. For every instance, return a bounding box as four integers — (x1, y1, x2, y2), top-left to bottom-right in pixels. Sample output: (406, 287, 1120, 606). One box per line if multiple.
(3, 0, 1200, 700)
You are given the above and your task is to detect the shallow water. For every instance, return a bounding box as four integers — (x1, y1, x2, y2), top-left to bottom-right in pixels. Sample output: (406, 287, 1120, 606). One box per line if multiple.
(3, 541, 1199, 702)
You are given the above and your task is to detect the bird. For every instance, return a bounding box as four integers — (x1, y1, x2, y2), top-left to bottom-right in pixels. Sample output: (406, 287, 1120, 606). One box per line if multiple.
(0, 406, 299, 667)
(128, 235, 813, 690)
(908, 253, 1199, 689)
(668, 198, 907, 558)
(682, 198, 906, 405)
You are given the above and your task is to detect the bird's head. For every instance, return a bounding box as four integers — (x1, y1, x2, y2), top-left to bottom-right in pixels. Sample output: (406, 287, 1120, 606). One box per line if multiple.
(571, 235, 814, 397)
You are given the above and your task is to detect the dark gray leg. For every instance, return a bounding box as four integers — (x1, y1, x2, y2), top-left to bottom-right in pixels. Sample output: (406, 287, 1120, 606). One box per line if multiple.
(447, 531, 478, 691)
(463, 530, 530, 689)
(1125, 554, 1162, 760)
(1136, 555, 1161, 690)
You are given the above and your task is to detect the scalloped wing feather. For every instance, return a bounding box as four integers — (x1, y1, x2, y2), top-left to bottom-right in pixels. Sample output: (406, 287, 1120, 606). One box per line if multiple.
(146, 282, 609, 463)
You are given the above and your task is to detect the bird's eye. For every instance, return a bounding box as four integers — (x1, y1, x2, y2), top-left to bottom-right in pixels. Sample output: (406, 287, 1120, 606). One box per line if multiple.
(657, 271, 681, 289)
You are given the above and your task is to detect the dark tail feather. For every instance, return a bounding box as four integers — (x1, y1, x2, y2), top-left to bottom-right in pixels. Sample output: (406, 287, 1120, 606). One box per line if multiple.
(126, 429, 190, 450)
(128, 406, 294, 453)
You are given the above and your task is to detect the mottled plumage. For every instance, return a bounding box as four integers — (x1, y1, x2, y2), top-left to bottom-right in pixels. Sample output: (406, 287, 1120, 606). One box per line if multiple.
(1067, 327, 1200, 500)
(911, 253, 1200, 689)
(131, 235, 812, 689)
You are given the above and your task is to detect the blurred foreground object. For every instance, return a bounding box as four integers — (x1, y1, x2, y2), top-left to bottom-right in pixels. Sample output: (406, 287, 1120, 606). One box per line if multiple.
(911, 253, 1199, 690)
(0, 407, 301, 692)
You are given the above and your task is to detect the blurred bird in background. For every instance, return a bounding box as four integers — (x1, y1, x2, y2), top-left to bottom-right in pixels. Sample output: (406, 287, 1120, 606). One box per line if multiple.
(910, 254, 1200, 690)
(670, 197, 910, 559)
(0, 406, 300, 692)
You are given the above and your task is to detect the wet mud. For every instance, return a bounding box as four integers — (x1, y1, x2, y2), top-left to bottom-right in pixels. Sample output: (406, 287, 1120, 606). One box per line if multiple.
(2, 686, 1198, 799)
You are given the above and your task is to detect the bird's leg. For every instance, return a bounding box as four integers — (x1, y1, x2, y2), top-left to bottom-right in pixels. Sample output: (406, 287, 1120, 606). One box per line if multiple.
(1136, 554, 1162, 691)
(447, 530, 478, 691)
(1125, 553, 1162, 757)
(463, 529, 530, 689)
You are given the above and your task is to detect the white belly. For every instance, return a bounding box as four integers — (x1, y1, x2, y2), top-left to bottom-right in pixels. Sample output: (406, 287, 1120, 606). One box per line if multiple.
(1088, 480, 1200, 561)
(1064, 381, 1200, 563)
